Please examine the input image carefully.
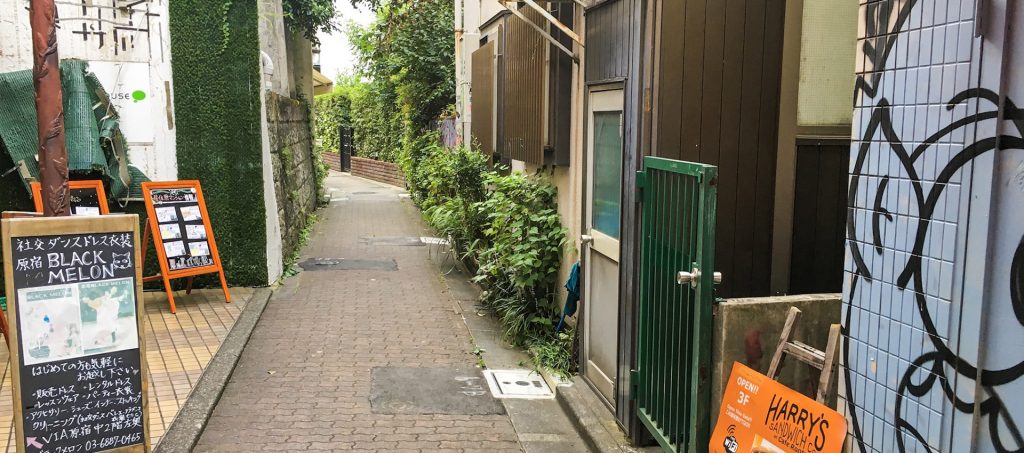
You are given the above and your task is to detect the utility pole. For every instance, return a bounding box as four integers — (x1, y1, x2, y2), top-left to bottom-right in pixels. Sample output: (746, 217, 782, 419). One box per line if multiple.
(31, 0, 70, 216)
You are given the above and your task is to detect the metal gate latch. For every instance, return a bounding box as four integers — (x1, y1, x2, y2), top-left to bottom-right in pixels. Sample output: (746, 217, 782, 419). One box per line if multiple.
(676, 267, 723, 288)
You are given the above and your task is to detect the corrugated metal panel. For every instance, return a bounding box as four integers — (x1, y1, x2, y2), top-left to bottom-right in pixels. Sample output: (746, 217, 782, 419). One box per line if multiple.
(499, 6, 546, 164)
(471, 42, 495, 155)
(584, 0, 633, 83)
(788, 139, 849, 294)
(546, 2, 574, 166)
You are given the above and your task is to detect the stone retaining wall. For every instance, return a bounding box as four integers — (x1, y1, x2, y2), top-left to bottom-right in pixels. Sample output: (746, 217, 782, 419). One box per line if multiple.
(351, 156, 404, 188)
(267, 91, 317, 260)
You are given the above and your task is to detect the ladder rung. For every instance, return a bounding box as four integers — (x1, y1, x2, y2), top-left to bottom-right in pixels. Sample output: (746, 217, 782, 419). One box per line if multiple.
(783, 341, 825, 369)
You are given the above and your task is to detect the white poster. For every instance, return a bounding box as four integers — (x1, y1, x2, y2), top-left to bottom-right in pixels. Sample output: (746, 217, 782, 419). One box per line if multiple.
(163, 241, 186, 257)
(89, 62, 154, 143)
(155, 206, 178, 223)
(186, 225, 207, 239)
(159, 224, 182, 239)
(188, 241, 210, 257)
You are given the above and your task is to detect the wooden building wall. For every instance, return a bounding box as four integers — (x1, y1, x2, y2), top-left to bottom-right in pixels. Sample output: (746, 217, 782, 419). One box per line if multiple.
(788, 139, 848, 294)
(652, 0, 787, 298)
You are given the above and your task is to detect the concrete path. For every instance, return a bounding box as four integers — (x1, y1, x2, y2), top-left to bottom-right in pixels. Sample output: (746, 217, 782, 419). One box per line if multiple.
(195, 173, 557, 452)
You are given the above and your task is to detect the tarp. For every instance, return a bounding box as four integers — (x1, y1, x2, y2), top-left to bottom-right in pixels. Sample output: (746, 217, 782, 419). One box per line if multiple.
(0, 59, 148, 199)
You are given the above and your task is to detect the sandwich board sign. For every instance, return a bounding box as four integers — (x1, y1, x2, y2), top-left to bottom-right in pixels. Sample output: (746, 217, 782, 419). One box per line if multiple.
(709, 363, 846, 453)
(140, 181, 230, 313)
(31, 180, 111, 216)
(1, 214, 150, 453)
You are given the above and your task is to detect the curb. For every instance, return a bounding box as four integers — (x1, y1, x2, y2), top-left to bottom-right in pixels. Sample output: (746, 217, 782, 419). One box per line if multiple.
(154, 287, 274, 453)
(556, 377, 637, 453)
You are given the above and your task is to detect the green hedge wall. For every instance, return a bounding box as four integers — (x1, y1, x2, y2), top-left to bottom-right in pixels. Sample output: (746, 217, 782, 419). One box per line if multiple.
(168, 0, 268, 285)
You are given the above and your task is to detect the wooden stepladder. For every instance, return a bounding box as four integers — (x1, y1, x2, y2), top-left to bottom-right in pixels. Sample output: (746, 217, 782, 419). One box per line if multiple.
(767, 306, 842, 404)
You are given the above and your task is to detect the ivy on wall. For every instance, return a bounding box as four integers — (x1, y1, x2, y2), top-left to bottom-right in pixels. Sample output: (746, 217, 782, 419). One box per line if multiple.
(168, 0, 268, 285)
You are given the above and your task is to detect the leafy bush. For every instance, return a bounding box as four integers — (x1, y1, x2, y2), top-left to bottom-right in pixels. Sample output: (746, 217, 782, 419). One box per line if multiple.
(313, 85, 353, 154)
(473, 172, 567, 347)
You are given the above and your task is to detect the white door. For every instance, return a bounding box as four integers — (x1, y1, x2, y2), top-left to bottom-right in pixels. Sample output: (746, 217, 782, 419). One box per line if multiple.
(582, 88, 624, 406)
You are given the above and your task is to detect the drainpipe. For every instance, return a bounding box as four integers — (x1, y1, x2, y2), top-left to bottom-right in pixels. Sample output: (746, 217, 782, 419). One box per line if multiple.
(30, 0, 70, 216)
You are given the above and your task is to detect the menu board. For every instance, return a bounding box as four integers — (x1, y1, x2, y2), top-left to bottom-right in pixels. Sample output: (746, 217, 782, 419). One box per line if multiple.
(32, 181, 110, 216)
(1, 215, 149, 453)
(141, 181, 230, 314)
(146, 187, 214, 271)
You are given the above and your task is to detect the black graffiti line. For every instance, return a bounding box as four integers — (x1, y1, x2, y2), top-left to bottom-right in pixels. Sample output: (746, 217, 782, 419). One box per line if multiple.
(1012, 237, 1024, 325)
(854, 0, 918, 100)
(872, 177, 893, 255)
(841, 273, 868, 453)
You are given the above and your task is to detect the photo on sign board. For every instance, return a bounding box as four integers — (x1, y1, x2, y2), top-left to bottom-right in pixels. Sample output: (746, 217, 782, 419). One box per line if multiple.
(188, 241, 210, 257)
(71, 206, 102, 216)
(155, 206, 178, 223)
(180, 205, 203, 222)
(17, 285, 85, 366)
(159, 223, 182, 240)
(79, 278, 138, 356)
(186, 224, 207, 239)
(163, 240, 186, 257)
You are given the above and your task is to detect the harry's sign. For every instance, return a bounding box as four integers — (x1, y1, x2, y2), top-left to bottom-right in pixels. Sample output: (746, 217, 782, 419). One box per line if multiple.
(710, 363, 846, 453)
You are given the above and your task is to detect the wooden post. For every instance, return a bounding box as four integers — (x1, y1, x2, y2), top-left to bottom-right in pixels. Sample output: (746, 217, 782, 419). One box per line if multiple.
(30, 0, 71, 216)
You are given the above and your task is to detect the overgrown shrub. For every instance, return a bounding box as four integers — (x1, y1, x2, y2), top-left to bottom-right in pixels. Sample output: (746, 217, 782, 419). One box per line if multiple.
(313, 85, 353, 154)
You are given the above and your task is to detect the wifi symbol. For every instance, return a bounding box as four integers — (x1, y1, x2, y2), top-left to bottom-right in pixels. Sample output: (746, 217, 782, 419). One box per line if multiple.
(727, 425, 736, 436)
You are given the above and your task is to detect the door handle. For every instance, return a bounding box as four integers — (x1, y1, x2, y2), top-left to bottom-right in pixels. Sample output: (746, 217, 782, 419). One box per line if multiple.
(677, 268, 723, 288)
(581, 234, 594, 245)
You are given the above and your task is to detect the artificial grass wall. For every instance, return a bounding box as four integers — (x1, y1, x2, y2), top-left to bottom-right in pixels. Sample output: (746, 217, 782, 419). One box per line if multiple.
(168, 0, 269, 285)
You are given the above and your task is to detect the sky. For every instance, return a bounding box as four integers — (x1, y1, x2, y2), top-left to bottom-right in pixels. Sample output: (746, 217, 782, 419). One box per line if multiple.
(316, 3, 377, 82)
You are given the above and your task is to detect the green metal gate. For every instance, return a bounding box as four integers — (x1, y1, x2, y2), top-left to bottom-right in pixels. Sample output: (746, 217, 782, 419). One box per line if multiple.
(633, 157, 718, 452)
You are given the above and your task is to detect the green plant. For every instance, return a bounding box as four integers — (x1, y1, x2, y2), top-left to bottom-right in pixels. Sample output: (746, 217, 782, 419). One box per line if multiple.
(170, 0, 268, 285)
(528, 328, 576, 379)
(313, 80, 356, 154)
(281, 0, 338, 45)
(281, 213, 318, 280)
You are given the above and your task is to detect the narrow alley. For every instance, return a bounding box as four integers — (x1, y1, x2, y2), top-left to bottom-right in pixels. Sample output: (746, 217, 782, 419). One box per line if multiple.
(193, 173, 585, 452)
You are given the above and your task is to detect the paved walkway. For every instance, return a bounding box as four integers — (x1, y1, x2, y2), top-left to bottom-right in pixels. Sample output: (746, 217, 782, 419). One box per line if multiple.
(196, 174, 522, 452)
(0, 287, 255, 451)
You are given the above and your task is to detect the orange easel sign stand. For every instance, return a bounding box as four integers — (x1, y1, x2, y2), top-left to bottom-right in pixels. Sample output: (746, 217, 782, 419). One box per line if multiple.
(140, 181, 230, 313)
(710, 363, 847, 453)
(31, 180, 110, 215)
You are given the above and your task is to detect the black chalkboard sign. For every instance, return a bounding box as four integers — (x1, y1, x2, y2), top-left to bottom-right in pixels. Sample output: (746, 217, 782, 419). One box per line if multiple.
(32, 181, 111, 216)
(1, 215, 149, 453)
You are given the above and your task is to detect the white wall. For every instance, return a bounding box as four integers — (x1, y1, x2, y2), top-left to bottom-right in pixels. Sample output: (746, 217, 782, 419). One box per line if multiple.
(0, 0, 178, 183)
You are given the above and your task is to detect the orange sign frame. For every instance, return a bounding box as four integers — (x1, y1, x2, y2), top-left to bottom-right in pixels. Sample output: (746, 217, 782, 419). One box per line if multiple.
(31, 180, 110, 215)
(141, 180, 230, 313)
(710, 362, 847, 453)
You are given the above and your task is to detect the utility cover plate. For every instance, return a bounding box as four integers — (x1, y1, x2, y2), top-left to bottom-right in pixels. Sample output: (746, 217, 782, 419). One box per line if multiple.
(483, 369, 554, 399)
(370, 367, 505, 415)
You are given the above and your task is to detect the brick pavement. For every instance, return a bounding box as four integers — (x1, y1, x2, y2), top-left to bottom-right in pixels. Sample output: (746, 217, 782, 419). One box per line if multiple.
(195, 173, 522, 452)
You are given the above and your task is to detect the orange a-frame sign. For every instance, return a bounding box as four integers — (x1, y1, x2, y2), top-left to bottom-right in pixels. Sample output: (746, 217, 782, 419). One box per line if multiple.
(140, 181, 230, 313)
(31, 180, 110, 215)
(710, 363, 847, 453)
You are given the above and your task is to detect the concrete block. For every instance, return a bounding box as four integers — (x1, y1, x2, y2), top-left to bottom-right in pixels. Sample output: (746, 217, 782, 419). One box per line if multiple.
(710, 293, 841, 426)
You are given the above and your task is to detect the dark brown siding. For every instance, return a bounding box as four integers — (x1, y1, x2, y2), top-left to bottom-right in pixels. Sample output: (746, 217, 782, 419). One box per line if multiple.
(788, 139, 849, 294)
(653, 0, 787, 298)
(471, 42, 496, 155)
(585, 0, 633, 82)
(500, 7, 546, 164)
(547, 3, 574, 166)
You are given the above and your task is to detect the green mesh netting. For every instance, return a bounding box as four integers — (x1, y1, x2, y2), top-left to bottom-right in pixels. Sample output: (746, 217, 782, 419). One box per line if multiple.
(0, 59, 148, 199)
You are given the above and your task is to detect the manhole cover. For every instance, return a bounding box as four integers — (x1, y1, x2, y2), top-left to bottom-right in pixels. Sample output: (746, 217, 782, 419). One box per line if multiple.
(483, 369, 554, 399)
(370, 367, 505, 415)
(360, 236, 424, 246)
(298, 257, 398, 271)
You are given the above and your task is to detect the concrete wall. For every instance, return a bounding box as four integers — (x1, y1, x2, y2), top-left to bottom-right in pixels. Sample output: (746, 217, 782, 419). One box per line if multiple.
(841, 0, 1024, 451)
(266, 92, 318, 261)
(711, 294, 841, 427)
(0, 0, 178, 182)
